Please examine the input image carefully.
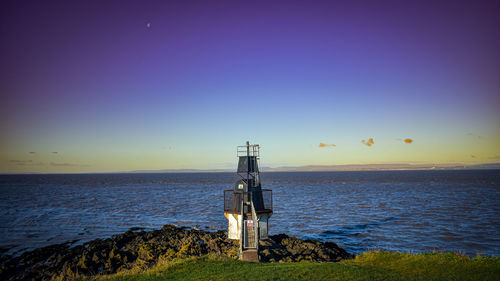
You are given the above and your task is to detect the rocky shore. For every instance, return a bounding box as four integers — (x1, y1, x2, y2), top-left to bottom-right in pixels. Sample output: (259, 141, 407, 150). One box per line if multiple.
(0, 225, 352, 280)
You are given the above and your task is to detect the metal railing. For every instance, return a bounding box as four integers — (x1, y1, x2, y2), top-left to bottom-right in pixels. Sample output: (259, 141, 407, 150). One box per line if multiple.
(237, 144, 260, 157)
(224, 189, 272, 213)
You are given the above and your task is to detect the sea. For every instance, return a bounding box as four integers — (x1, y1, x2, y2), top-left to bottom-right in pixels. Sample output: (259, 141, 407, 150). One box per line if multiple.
(1, 170, 499, 257)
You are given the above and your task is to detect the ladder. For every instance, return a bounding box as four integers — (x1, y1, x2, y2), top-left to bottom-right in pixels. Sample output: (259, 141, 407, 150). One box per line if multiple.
(240, 200, 259, 261)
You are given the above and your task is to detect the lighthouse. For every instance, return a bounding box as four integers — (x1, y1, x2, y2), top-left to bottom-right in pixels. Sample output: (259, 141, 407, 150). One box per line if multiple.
(224, 141, 273, 262)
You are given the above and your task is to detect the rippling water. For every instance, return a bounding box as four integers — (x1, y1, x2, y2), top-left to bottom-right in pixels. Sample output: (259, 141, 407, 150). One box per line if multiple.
(1, 170, 499, 257)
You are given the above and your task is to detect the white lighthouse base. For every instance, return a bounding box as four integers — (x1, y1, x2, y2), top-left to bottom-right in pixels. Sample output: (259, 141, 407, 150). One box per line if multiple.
(224, 213, 242, 239)
(224, 212, 271, 240)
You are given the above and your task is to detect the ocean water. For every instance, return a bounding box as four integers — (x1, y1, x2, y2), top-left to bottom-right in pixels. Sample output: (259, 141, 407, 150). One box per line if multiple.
(0, 170, 499, 257)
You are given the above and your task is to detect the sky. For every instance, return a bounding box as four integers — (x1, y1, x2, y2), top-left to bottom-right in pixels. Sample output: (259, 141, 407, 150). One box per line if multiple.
(1, 0, 499, 173)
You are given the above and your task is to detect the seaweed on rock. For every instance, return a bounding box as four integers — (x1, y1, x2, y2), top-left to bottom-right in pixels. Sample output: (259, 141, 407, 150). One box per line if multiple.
(0, 225, 351, 280)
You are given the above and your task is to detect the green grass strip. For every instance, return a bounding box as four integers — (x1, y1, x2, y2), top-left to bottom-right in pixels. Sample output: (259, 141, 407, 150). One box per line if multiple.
(94, 252, 500, 281)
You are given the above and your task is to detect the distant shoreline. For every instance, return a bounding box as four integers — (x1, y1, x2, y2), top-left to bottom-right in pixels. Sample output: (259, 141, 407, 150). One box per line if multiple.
(1, 164, 499, 175)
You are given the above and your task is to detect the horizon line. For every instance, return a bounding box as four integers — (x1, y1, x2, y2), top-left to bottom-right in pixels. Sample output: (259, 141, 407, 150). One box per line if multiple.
(2, 162, 499, 175)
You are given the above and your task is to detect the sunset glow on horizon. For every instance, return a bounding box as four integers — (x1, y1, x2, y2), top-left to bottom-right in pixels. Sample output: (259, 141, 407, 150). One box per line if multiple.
(1, 0, 499, 173)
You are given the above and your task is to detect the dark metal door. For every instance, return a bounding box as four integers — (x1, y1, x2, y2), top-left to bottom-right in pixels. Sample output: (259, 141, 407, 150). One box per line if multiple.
(243, 220, 256, 248)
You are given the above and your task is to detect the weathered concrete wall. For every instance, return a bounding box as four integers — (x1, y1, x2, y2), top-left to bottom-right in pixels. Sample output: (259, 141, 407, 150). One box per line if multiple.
(224, 213, 241, 239)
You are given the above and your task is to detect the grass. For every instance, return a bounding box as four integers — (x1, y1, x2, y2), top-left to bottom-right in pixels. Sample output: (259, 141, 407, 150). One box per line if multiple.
(95, 252, 500, 281)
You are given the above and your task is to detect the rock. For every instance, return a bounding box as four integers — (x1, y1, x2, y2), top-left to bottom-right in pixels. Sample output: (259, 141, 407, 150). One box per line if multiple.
(259, 234, 353, 262)
(0, 225, 352, 280)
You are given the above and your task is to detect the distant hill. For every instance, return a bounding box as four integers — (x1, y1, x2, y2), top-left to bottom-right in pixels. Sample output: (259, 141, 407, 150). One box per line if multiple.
(126, 168, 233, 173)
(260, 163, 500, 172)
(4, 163, 497, 175)
(126, 163, 500, 173)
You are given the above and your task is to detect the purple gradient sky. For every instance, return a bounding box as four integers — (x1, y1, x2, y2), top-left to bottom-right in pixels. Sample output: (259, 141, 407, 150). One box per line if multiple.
(1, 0, 499, 173)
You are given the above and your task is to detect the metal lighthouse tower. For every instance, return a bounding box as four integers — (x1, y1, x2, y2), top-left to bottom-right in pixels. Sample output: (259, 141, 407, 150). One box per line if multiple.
(224, 141, 273, 262)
